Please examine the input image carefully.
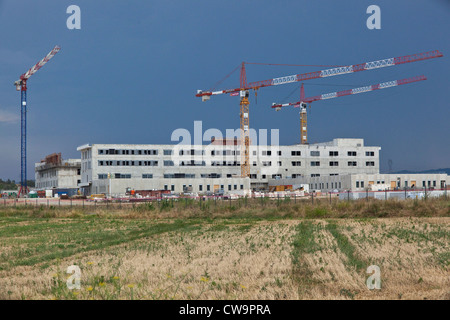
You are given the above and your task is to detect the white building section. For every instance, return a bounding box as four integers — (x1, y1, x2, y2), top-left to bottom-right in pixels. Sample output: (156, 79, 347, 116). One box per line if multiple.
(35, 153, 81, 190)
(76, 138, 380, 197)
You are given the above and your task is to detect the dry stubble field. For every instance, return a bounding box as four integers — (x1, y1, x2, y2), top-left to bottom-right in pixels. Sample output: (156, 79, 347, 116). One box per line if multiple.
(0, 198, 449, 300)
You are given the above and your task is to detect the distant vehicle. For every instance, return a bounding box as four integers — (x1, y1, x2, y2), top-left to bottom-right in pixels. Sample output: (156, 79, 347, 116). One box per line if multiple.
(90, 194, 106, 201)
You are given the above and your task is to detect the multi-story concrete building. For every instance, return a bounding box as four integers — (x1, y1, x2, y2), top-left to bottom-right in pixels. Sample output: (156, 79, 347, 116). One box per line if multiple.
(35, 153, 81, 190)
(76, 138, 381, 196)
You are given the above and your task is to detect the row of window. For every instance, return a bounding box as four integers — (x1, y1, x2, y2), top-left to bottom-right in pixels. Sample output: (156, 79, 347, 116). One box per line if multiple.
(162, 184, 245, 192)
(311, 182, 342, 190)
(98, 159, 377, 167)
(97, 149, 376, 157)
(98, 160, 159, 166)
(97, 173, 337, 180)
(98, 149, 158, 155)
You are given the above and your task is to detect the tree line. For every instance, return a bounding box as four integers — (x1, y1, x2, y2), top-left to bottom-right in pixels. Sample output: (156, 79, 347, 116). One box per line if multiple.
(0, 179, 35, 190)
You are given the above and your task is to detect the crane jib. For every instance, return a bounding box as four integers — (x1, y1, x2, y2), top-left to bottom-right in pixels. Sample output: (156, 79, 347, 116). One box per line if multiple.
(197, 51, 441, 97)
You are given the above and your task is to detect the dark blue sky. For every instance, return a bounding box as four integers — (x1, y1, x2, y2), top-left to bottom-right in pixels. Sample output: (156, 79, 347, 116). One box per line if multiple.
(0, 0, 449, 180)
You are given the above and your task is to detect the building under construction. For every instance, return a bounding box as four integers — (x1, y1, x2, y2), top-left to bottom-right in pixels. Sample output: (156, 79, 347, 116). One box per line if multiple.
(75, 138, 380, 197)
(34, 153, 81, 196)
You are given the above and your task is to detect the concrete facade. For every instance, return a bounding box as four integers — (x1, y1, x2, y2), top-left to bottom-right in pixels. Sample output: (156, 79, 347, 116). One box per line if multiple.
(35, 154, 81, 190)
(76, 138, 381, 196)
(279, 173, 449, 192)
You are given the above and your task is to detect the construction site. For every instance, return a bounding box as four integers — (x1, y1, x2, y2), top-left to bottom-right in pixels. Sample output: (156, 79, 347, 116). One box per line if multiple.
(0, 2, 449, 305)
(1, 47, 447, 204)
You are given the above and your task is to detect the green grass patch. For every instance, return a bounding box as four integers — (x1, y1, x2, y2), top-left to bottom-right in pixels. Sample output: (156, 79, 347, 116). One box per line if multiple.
(291, 221, 323, 292)
(325, 222, 367, 272)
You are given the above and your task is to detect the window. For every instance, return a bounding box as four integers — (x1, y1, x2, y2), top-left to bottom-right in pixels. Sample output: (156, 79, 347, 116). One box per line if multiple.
(329, 161, 339, 167)
(142, 160, 158, 166)
(366, 161, 375, 167)
(356, 181, 360, 188)
(292, 161, 301, 166)
(348, 151, 357, 156)
(163, 150, 173, 155)
(250, 174, 257, 179)
(179, 160, 205, 166)
(310, 151, 320, 157)
(348, 161, 357, 167)
(164, 185, 168, 191)
(361, 181, 365, 188)
(365, 151, 375, 156)
(207, 185, 210, 191)
(277, 151, 282, 156)
(164, 173, 195, 179)
(277, 161, 282, 166)
(234, 185, 237, 190)
(262, 175, 266, 179)
(240, 185, 244, 190)
(115, 174, 131, 179)
(164, 160, 174, 166)
(98, 150, 104, 155)
(329, 151, 338, 157)
(171, 185, 175, 191)
(201, 173, 221, 178)
(98, 174, 108, 179)
(262, 161, 272, 167)
(272, 174, 282, 179)
(311, 161, 320, 167)
(291, 151, 301, 156)
(142, 174, 153, 179)
(228, 185, 231, 191)
(253, 161, 257, 167)
(253, 151, 257, 156)
(311, 174, 320, 177)
(262, 150, 272, 156)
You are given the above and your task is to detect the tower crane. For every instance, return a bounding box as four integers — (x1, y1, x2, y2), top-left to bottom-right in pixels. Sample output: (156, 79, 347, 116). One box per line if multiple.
(14, 45, 60, 197)
(272, 75, 427, 144)
(195, 50, 443, 177)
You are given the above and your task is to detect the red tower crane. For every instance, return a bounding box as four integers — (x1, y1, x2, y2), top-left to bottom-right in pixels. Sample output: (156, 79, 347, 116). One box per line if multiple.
(271, 75, 428, 144)
(196, 50, 443, 177)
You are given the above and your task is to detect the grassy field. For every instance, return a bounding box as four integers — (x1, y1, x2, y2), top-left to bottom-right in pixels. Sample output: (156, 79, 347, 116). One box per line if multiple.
(0, 198, 449, 300)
